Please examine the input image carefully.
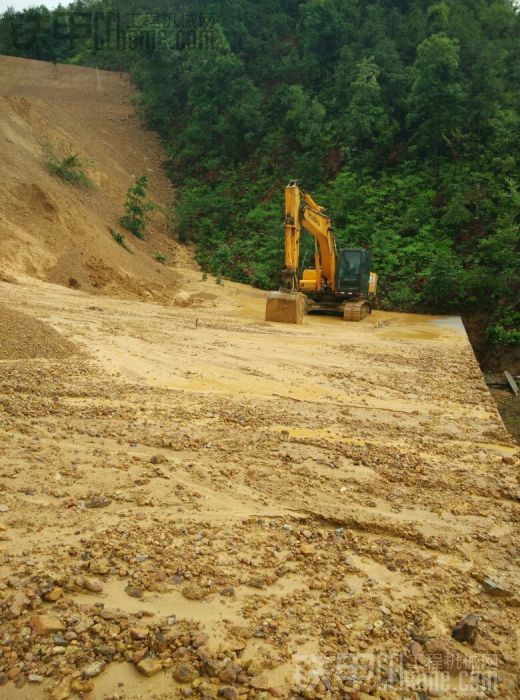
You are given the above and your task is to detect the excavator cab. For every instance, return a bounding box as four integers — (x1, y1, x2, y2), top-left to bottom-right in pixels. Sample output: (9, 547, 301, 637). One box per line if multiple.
(337, 248, 371, 298)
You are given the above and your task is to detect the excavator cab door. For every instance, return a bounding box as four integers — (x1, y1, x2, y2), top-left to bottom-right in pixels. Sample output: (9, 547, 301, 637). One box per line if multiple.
(337, 249, 371, 295)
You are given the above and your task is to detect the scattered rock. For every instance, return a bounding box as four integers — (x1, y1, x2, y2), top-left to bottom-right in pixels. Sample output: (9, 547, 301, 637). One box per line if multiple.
(130, 626, 149, 640)
(136, 657, 163, 677)
(172, 662, 199, 683)
(451, 614, 479, 644)
(82, 660, 106, 678)
(182, 583, 207, 600)
(482, 577, 512, 597)
(84, 577, 104, 592)
(250, 674, 271, 690)
(192, 632, 209, 648)
(28, 674, 44, 683)
(9, 593, 29, 618)
(30, 614, 65, 636)
(52, 676, 72, 700)
(218, 686, 240, 700)
(125, 584, 143, 598)
(85, 495, 112, 508)
(43, 586, 64, 602)
(409, 640, 428, 666)
(71, 679, 95, 693)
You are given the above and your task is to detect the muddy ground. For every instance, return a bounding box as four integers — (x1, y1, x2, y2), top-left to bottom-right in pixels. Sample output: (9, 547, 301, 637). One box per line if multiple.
(0, 271, 518, 700)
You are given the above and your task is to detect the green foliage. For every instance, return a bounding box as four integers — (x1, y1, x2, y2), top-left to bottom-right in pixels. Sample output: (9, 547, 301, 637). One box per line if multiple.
(421, 247, 464, 311)
(487, 307, 520, 347)
(43, 141, 93, 188)
(408, 34, 465, 157)
(109, 228, 131, 252)
(154, 251, 167, 264)
(119, 175, 155, 239)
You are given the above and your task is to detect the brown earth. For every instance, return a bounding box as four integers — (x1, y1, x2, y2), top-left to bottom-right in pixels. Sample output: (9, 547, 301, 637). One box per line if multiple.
(0, 57, 519, 700)
(0, 55, 192, 300)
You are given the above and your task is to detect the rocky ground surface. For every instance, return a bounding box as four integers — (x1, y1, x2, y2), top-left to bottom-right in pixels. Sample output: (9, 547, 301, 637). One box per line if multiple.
(0, 272, 518, 700)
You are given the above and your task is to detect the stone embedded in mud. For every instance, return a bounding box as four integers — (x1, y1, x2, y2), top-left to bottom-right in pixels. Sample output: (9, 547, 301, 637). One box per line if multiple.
(136, 657, 163, 677)
(182, 583, 207, 600)
(451, 614, 479, 644)
(71, 679, 94, 694)
(84, 577, 104, 592)
(249, 674, 271, 690)
(125, 583, 143, 598)
(192, 632, 209, 648)
(172, 662, 199, 683)
(43, 586, 63, 601)
(85, 495, 112, 508)
(218, 686, 240, 700)
(482, 577, 512, 597)
(28, 674, 43, 683)
(82, 660, 106, 678)
(130, 626, 148, 640)
(30, 614, 65, 636)
(52, 677, 72, 700)
(408, 640, 428, 666)
(219, 663, 241, 684)
(90, 558, 110, 574)
(9, 593, 29, 618)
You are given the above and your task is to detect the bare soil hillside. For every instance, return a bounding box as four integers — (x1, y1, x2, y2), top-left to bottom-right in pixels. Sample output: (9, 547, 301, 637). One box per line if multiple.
(0, 57, 518, 700)
(0, 55, 185, 300)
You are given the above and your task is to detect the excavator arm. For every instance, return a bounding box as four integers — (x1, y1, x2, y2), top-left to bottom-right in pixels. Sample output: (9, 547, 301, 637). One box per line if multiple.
(282, 181, 337, 293)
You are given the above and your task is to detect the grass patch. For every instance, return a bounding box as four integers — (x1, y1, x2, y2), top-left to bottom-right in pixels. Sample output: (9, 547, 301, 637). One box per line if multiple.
(43, 140, 93, 188)
(109, 228, 132, 253)
(154, 251, 167, 264)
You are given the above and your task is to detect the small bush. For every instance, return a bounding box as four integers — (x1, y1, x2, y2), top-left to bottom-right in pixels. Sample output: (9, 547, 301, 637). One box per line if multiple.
(119, 175, 157, 239)
(155, 251, 167, 264)
(487, 325, 520, 347)
(43, 140, 93, 188)
(109, 228, 132, 252)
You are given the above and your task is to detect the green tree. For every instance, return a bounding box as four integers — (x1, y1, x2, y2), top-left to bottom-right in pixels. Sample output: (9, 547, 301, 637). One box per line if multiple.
(120, 175, 155, 239)
(408, 35, 465, 157)
(341, 57, 396, 154)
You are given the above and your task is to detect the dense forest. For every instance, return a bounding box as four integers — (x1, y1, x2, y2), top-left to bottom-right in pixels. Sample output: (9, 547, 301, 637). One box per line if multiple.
(1, 0, 519, 352)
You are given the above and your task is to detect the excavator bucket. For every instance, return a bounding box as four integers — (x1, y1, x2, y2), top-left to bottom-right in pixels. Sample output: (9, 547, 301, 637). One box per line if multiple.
(265, 291, 306, 324)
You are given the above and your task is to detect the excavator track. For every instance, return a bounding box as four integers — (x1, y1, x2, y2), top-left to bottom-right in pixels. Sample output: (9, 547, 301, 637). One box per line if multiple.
(343, 300, 370, 321)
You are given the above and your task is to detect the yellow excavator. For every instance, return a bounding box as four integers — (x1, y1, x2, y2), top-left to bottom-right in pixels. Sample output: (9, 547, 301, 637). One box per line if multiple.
(265, 180, 377, 323)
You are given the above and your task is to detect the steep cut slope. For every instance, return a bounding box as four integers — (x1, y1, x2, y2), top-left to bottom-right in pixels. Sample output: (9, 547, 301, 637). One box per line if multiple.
(0, 55, 182, 299)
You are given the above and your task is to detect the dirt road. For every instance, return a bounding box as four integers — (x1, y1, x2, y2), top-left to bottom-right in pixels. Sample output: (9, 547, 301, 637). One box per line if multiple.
(0, 270, 518, 699)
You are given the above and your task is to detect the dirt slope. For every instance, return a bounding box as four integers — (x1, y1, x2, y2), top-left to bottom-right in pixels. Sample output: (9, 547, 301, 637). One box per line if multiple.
(0, 56, 518, 700)
(0, 55, 184, 299)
